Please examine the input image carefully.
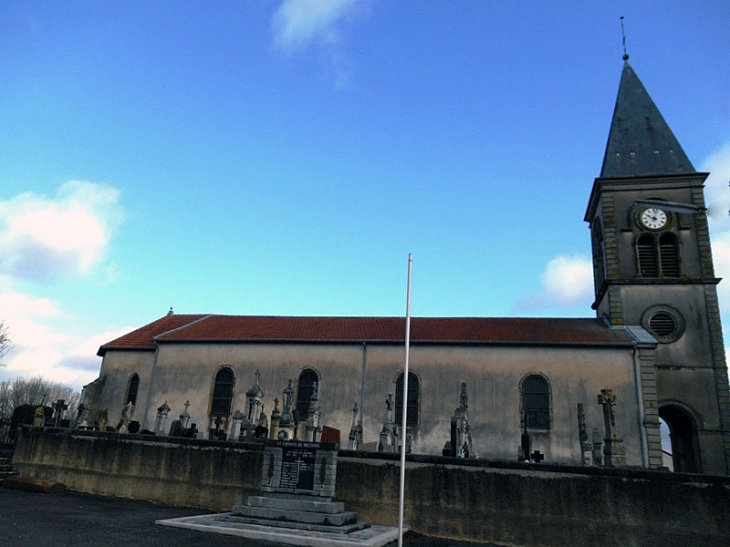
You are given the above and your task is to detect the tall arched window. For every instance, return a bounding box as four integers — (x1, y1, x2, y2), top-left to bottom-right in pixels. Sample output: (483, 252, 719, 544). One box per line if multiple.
(637, 234, 658, 277)
(295, 369, 319, 422)
(659, 233, 680, 277)
(210, 367, 235, 417)
(125, 373, 140, 405)
(395, 372, 420, 426)
(521, 374, 550, 430)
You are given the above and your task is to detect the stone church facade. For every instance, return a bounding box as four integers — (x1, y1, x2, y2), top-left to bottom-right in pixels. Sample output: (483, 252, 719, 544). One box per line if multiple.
(85, 58, 730, 476)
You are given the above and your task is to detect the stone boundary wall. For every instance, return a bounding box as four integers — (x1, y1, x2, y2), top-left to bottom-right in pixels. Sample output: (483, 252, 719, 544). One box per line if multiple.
(12, 429, 730, 547)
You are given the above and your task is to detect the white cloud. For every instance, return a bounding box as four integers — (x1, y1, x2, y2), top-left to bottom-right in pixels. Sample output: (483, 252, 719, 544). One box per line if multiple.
(703, 142, 730, 342)
(0, 180, 122, 283)
(0, 180, 125, 390)
(0, 289, 132, 389)
(702, 141, 730, 221)
(542, 255, 594, 304)
(270, 0, 368, 89)
(514, 254, 594, 313)
(271, 0, 358, 52)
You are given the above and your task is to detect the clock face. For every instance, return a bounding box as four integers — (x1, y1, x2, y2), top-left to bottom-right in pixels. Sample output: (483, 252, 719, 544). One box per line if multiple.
(640, 208, 668, 230)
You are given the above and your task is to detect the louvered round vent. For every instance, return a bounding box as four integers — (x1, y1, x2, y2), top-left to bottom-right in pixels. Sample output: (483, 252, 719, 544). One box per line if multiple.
(649, 312, 676, 337)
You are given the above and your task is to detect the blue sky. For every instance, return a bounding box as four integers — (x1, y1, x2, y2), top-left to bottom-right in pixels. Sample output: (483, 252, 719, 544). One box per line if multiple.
(1, 1, 729, 389)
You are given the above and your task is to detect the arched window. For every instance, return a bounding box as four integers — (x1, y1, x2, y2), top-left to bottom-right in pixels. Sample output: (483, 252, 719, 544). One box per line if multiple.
(125, 373, 139, 405)
(210, 367, 235, 417)
(521, 374, 550, 430)
(637, 234, 658, 277)
(395, 372, 420, 426)
(659, 405, 700, 473)
(295, 369, 319, 422)
(659, 233, 680, 277)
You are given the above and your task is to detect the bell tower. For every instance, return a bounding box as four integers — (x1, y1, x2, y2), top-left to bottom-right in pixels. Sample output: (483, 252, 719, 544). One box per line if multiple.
(584, 58, 730, 474)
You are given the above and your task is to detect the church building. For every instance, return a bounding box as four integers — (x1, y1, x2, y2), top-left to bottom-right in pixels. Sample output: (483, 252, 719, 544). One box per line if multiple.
(85, 57, 730, 476)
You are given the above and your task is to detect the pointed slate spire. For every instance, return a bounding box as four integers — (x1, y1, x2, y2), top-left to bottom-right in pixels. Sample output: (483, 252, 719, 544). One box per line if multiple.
(600, 61, 694, 178)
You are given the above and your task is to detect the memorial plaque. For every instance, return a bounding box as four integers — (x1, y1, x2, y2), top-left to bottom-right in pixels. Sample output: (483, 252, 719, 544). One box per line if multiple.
(261, 440, 339, 497)
(279, 445, 316, 490)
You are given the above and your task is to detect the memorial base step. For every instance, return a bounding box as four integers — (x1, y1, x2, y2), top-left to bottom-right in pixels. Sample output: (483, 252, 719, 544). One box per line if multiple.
(232, 503, 358, 527)
(220, 514, 370, 534)
(246, 495, 345, 514)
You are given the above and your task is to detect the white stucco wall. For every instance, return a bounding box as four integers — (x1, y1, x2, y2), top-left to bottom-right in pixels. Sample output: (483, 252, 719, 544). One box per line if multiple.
(91, 340, 643, 466)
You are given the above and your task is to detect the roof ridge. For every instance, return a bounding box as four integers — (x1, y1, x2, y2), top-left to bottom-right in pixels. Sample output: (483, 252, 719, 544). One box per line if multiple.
(151, 314, 213, 341)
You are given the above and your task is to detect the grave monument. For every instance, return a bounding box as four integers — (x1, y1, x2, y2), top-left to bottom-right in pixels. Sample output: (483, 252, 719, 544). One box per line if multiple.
(157, 438, 400, 547)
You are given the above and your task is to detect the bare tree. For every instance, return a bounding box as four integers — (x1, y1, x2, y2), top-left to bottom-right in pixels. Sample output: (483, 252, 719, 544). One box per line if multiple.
(0, 381, 11, 420)
(0, 375, 81, 420)
(0, 320, 11, 366)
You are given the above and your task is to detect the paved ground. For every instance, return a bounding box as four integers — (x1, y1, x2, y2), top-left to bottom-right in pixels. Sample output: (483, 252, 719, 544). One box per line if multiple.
(0, 488, 497, 547)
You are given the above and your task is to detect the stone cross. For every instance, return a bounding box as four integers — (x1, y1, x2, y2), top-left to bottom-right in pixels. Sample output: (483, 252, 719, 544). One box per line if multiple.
(597, 389, 626, 467)
(52, 399, 68, 427)
(597, 389, 617, 438)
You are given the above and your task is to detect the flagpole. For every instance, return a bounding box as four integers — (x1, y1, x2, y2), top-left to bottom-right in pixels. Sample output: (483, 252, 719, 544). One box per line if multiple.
(398, 253, 413, 547)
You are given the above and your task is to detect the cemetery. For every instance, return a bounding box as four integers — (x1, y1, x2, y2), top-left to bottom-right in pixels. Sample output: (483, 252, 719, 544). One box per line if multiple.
(5, 388, 730, 547)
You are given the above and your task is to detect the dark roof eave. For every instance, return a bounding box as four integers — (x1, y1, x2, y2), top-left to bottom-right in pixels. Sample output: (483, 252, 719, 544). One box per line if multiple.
(97, 346, 157, 357)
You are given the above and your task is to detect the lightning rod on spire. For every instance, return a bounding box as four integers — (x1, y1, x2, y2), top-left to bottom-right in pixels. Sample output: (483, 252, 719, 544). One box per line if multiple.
(620, 16, 629, 61)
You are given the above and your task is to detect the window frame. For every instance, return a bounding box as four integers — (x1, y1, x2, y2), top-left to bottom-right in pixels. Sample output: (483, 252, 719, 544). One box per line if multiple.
(124, 373, 140, 406)
(394, 371, 420, 427)
(210, 366, 235, 417)
(294, 368, 320, 423)
(520, 373, 551, 431)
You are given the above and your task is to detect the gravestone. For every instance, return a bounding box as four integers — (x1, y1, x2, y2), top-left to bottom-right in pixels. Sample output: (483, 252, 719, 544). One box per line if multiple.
(320, 426, 340, 445)
(277, 380, 295, 441)
(74, 403, 90, 429)
(520, 410, 531, 462)
(347, 402, 363, 450)
(168, 420, 183, 437)
(378, 392, 396, 452)
(154, 401, 171, 436)
(226, 439, 369, 533)
(33, 406, 45, 428)
(450, 382, 473, 458)
(96, 409, 108, 432)
(577, 403, 592, 465)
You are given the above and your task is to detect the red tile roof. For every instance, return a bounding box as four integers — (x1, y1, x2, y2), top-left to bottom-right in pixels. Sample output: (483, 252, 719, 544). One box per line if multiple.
(98, 314, 634, 355)
(97, 314, 207, 355)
